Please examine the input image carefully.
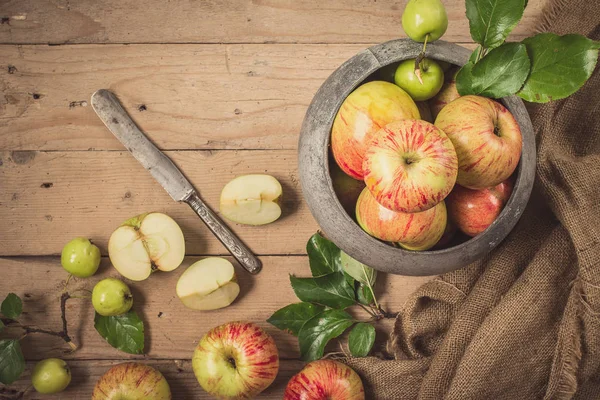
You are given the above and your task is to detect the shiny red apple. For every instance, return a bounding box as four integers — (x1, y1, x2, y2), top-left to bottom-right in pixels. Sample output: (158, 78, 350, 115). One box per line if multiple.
(434, 95, 522, 189)
(331, 81, 420, 180)
(363, 119, 458, 213)
(284, 360, 365, 400)
(447, 178, 514, 237)
(356, 188, 447, 251)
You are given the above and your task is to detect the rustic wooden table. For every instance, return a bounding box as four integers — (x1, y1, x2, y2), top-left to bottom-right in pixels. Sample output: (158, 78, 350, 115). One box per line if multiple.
(0, 1, 545, 398)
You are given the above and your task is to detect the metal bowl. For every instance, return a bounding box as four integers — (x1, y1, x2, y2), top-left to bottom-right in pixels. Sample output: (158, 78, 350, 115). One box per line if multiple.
(298, 39, 535, 276)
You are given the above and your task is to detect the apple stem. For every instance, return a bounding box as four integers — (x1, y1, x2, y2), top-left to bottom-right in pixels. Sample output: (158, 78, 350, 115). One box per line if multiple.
(414, 34, 428, 85)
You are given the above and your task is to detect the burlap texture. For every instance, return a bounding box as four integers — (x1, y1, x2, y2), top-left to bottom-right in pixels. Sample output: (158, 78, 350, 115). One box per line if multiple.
(342, 1, 600, 398)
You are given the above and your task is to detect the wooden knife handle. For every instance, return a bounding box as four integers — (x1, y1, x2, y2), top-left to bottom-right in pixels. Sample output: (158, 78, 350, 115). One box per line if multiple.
(185, 192, 262, 274)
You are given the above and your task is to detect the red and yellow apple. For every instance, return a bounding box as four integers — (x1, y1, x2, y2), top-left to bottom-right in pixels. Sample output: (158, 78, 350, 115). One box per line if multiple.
(192, 321, 279, 399)
(363, 119, 458, 213)
(435, 95, 522, 189)
(330, 160, 366, 218)
(356, 188, 447, 251)
(429, 78, 460, 119)
(92, 362, 171, 400)
(447, 178, 514, 237)
(331, 81, 420, 180)
(284, 360, 365, 400)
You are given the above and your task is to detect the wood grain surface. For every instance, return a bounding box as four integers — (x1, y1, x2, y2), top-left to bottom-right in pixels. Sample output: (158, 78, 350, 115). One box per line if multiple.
(0, 0, 547, 397)
(0, 0, 545, 45)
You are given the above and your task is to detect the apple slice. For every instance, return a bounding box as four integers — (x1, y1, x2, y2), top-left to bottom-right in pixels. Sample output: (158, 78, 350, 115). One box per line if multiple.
(108, 212, 185, 281)
(219, 174, 283, 225)
(176, 258, 240, 311)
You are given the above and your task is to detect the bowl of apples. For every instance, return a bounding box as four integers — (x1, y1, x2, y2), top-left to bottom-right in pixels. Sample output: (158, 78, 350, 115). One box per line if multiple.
(298, 38, 535, 276)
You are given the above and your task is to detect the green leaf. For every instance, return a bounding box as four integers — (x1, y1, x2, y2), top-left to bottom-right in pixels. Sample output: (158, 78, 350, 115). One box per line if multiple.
(94, 311, 145, 354)
(357, 284, 375, 306)
(1, 293, 22, 320)
(0, 340, 25, 384)
(518, 33, 600, 103)
(340, 251, 377, 287)
(348, 323, 376, 357)
(456, 62, 475, 96)
(466, 0, 526, 49)
(267, 302, 325, 336)
(458, 43, 531, 98)
(298, 309, 354, 361)
(307, 233, 342, 277)
(290, 272, 356, 309)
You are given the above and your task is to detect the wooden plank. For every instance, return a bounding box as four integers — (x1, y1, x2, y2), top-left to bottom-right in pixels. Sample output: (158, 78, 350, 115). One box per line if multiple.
(0, 43, 368, 151)
(0, 149, 316, 256)
(1, 359, 306, 399)
(0, 256, 432, 360)
(0, 0, 547, 45)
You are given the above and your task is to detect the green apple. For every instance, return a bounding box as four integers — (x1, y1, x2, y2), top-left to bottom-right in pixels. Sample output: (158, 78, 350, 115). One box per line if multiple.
(31, 358, 71, 394)
(92, 362, 171, 400)
(92, 278, 133, 316)
(108, 212, 185, 281)
(394, 58, 444, 101)
(61, 237, 101, 278)
(402, 0, 448, 42)
(193, 321, 279, 398)
(176, 258, 240, 311)
(219, 174, 283, 226)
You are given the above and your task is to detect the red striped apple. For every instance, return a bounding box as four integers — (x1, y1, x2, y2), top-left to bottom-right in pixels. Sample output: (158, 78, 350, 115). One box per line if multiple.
(363, 119, 458, 213)
(284, 360, 365, 400)
(429, 78, 460, 119)
(331, 81, 420, 180)
(92, 362, 171, 400)
(447, 178, 514, 237)
(434, 95, 522, 189)
(193, 321, 279, 398)
(356, 188, 447, 251)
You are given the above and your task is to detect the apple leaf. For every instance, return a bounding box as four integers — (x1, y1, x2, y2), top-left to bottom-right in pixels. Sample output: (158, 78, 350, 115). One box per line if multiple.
(457, 43, 531, 98)
(94, 311, 145, 355)
(290, 272, 356, 309)
(348, 323, 376, 357)
(1, 293, 22, 320)
(340, 251, 376, 287)
(307, 232, 342, 277)
(298, 309, 354, 361)
(465, 0, 526, 49)
(267, 302, 325, 336)
(518, 33, 600, 103)
(456, 62, 475, 97)
(357, 283, 375, 306)
(0, 340, 25, 384)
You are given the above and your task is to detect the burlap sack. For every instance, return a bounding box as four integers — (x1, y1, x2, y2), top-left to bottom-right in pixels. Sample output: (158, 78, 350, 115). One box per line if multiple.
(342, 1, 600, 398)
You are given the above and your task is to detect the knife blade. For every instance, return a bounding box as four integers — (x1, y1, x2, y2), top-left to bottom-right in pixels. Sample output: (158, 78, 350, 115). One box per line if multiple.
(91, 89, 262, 274)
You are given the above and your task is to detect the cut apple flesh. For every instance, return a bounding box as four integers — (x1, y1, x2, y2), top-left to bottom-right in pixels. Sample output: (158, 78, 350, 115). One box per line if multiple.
(219, 174, 283, 225)
(108, 212, 185, 281)
(176, 257, 240, 311)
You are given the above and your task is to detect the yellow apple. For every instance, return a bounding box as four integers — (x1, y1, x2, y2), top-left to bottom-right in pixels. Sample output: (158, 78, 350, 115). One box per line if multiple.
(331, 81, 420, 180)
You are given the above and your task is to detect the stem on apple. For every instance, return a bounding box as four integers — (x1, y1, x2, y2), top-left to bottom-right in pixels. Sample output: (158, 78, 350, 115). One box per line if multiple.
(414, 34, 430, 85)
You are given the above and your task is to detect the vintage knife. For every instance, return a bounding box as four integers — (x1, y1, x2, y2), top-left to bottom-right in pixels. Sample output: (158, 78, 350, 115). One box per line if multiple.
(91, 89, 262, 274)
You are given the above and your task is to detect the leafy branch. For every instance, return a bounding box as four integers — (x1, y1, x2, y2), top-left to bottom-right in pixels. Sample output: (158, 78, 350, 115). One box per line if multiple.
(457, 0, 599, 102)
(268, 233, 395, 361)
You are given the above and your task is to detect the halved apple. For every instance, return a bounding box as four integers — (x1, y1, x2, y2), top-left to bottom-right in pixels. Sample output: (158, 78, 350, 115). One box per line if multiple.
(176, 258, 240, 311)
(108, 212, 185, 281)
(219, 174, 283, 225)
